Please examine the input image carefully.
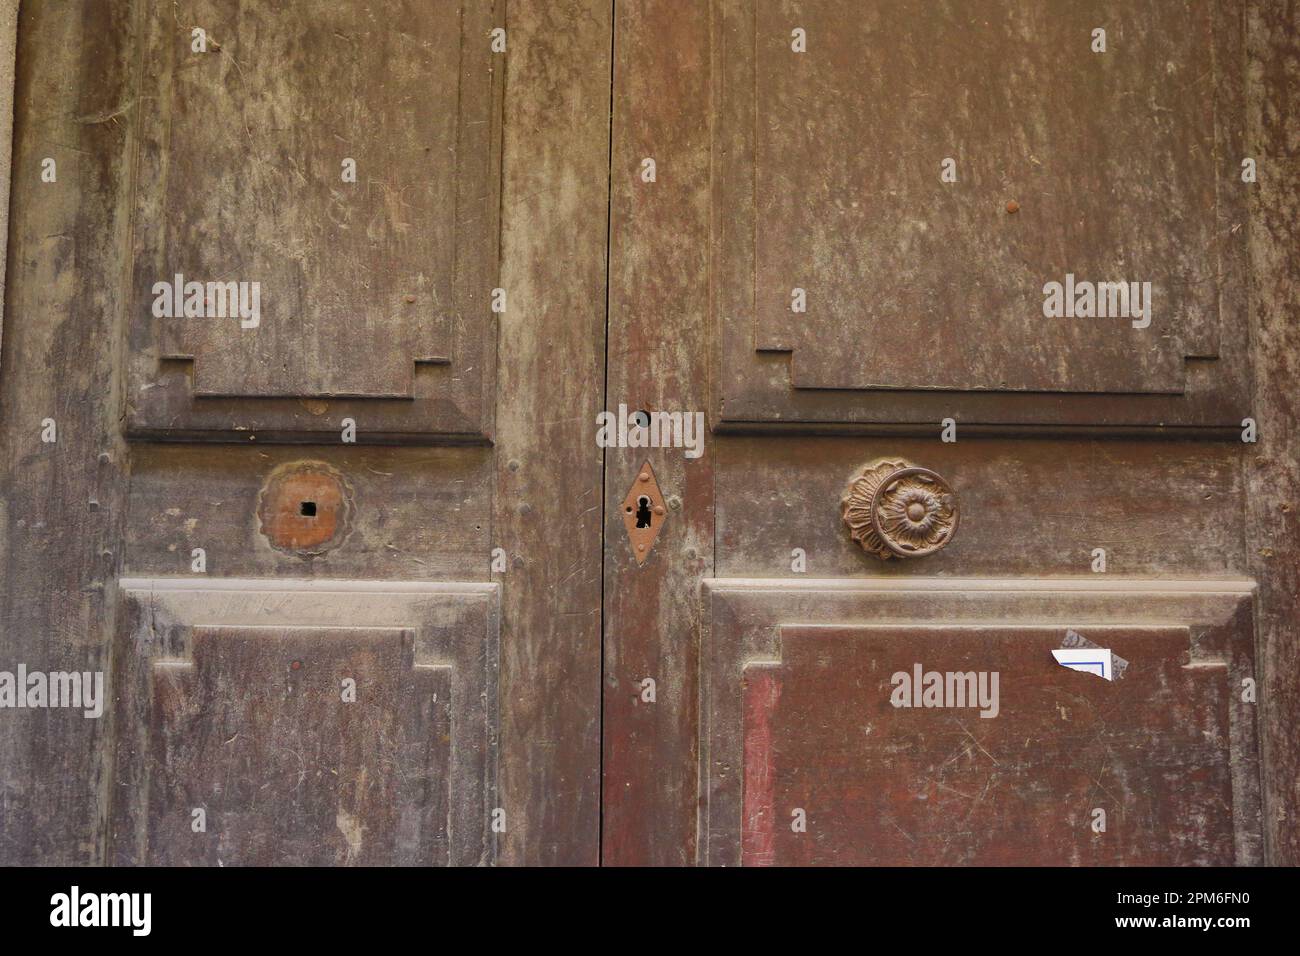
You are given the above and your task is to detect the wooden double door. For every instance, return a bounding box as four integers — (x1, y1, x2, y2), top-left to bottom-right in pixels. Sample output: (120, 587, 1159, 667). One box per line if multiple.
(1, 0, 1296, 866)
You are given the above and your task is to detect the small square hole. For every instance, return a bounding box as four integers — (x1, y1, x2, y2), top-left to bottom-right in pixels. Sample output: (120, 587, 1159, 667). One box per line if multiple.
(300, 501, 317, 517)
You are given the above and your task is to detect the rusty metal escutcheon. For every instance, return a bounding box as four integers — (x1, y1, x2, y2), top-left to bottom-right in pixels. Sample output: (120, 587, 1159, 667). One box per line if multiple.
(622, 461, 667, 565)
(257, 461, 353, 555)
(841, 459, 959, 559)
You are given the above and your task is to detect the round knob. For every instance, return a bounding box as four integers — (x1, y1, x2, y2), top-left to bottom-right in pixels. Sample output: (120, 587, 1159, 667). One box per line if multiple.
(841, 459, 959, 560)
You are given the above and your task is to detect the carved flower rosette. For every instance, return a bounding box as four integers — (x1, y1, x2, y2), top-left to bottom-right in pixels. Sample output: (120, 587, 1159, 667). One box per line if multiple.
(841, 459, 959, 559)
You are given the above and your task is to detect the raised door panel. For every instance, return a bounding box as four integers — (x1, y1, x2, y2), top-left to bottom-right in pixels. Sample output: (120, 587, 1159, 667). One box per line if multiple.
(700, 579, 1262, 866)
(109, 578, 499, 866)
(713, 0, 1250, 430)
(147, 626, 450, 866)
(745, 625, 1229, 865)
(126, 0, 502, 442)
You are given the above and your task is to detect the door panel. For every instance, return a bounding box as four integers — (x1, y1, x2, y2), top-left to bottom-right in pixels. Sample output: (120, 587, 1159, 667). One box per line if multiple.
(716, 437, 1246, 578)
(2, 0, 1297, 870)
(109, 578, 500, 865)
(125, 446, 489, 580)
(713, 0, 1251, 429)
(144, 626, 451, 866)
(601, 0, 1289, 869)
(752, 0, 1229, 392)
(744, 625, 1233, 866)
(0, 0, 608, 866)
(127, 0, 501, 442)
(701, 579, 1261, 866)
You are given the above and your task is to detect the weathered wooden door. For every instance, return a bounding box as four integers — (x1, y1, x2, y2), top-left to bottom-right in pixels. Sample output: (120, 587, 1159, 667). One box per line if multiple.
(599, 0, 1299, 867)
(2, 0, 1296, 868)
(0, 0, 610, 866)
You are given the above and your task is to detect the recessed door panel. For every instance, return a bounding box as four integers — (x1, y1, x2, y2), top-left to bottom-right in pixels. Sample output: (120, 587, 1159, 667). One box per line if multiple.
(126, 0, 501, 442)
(713, 0, 1250, 430)
(700, 578, 1262, 866)
(147, 626, 451, 866)
(109, 578, 500, 866)
(745, 625, 1229, 866)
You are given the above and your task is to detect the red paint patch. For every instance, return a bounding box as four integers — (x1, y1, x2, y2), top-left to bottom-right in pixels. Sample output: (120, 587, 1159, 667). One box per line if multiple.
(742, 664, 781, 867)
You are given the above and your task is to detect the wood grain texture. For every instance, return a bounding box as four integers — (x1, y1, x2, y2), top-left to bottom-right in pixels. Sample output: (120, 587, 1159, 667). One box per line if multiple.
(125, 0, 503, 442)
(713, 0, 1253, 431)
(717, 437, 1248, 579)
(107, 579, 499, 865)
(755, 0, 1228, 394)
(746, 625, 1237, 866)
(0, 0, 136, 865)
(493, 0, 610, 865)
(125, 444, 490, 581)
(145, 626, 449, 866)
(1245, 0, 1300, 865)
(0, 0, 16, 363)
(701, 579, 1262, 866)
(602, 0, 715, 866)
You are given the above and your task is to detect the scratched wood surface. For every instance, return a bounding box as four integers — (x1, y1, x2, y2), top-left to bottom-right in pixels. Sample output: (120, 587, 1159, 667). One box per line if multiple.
(1, 0, 1296, 869)
(493, 0, 609, 865)
(107, 580, 500, 865)
(143, 626, 451, 866)
(700, 580, 1262, 866)
(0, 0, 135, 865)
(712, 0, 1252, 430)
(1, 0, 606, 867)
(126, 0, 503, 442)
(753, 0, 1228, 395)
(745, 626, 1234, 866)
(602, 0, 715, 866)
(1245, 0, 1300, 866)
(142, 1, 464, 398)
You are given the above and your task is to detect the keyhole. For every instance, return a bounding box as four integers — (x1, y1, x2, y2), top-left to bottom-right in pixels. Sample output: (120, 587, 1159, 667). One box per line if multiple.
(300, 501, 317, 517)
(634, 496, 653, 529)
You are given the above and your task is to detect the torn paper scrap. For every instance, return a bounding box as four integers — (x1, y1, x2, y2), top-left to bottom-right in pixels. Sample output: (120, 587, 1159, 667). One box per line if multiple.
(1052, 648, 1113, 680)
(1060, 628, 1130, 680)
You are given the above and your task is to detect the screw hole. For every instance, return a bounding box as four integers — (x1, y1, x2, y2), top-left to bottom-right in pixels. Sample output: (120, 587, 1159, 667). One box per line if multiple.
(300, 501, 317, 517)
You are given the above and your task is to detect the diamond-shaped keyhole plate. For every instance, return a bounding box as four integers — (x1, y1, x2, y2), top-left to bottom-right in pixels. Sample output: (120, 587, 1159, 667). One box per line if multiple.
(621, 462, 666, 566)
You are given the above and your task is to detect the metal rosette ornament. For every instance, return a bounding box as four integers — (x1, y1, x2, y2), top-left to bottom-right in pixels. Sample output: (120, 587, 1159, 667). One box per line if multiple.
(841, 459, 959, 559)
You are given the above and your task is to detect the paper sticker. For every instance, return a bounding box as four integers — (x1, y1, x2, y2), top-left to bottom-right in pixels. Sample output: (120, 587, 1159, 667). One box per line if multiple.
(1056, 628, 1130, 681)
(1051, 647, 1113, 681)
